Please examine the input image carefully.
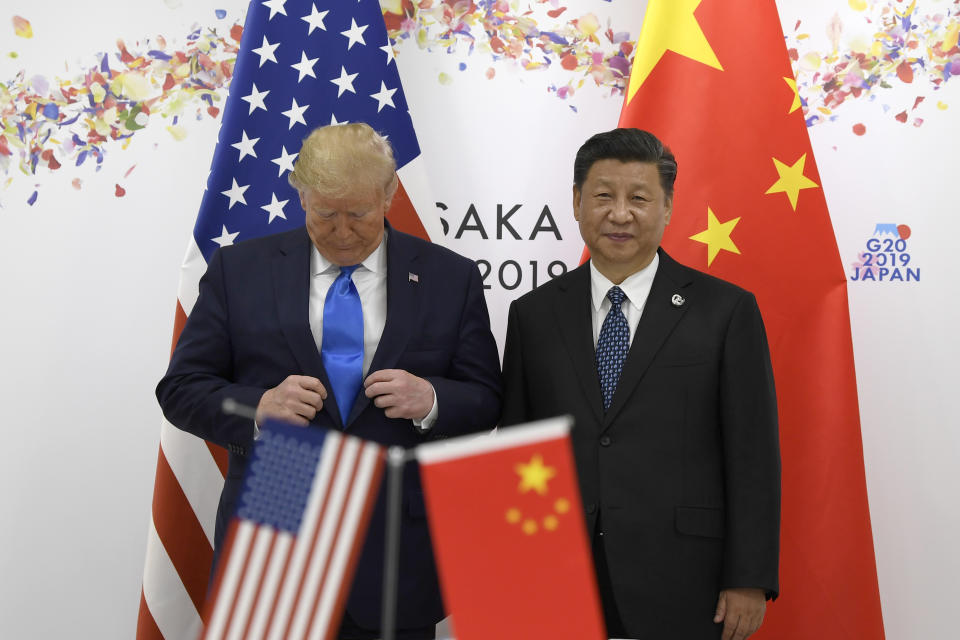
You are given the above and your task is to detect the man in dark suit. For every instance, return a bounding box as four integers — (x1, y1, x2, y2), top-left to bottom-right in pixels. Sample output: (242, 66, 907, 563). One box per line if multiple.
(501, 128, 779, 640)
(157, 122, 501, 639)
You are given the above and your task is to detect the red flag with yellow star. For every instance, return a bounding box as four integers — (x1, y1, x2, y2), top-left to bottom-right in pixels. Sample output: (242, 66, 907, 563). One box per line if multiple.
(618, 1, 885, 638)
(417, 417, 605, 640)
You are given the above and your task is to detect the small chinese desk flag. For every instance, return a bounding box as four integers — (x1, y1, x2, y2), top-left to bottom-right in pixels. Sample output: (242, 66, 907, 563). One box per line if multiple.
(417, 416, 605, 640)
(202, 421, 385, 640)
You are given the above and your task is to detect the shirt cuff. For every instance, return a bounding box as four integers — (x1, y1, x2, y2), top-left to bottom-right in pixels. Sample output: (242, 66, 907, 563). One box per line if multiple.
(253, 420, 261, 441)
(412, 385, 439, 433)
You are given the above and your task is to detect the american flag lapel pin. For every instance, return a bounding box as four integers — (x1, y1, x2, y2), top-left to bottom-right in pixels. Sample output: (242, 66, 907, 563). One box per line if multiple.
(409, 272, 419, 283)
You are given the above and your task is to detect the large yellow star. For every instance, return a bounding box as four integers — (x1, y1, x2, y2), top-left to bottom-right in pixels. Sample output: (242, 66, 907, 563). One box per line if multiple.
(765, 153, 819, 211)
(627, 0, 723, 102)
(515, 454, 556, 495)
(689, 207, 741, 267)
(783, 77, 801, 114)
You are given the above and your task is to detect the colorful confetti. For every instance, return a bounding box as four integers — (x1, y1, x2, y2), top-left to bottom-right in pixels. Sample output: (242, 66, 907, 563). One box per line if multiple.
(1, 21, 241, 204)
(12, 16, 32, 39)
(788, 0, 960, 130)
(382, 0, 635, 102)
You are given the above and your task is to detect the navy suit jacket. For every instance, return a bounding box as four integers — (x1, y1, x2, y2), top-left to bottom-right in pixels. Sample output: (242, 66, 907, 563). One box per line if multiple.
(157, 225, 502, 630)
(501, 249, 779, 639)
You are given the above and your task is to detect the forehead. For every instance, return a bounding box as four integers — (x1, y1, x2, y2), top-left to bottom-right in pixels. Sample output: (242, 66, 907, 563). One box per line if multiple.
(584, 159, 661, 187)
(301, 187, 383, 210)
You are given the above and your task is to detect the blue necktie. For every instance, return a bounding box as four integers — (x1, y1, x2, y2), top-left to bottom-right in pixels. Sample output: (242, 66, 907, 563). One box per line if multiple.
(596, 286, 630, 411)
(321, 265, 363, 424)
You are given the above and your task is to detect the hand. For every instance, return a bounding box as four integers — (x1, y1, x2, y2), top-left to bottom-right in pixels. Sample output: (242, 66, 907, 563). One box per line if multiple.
(256, 375, 327, 426)
(364, 369, 434, 420)
(714, 588, 766, 640)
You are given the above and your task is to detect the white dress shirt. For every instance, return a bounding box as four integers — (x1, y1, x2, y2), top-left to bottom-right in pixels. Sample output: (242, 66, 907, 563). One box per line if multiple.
(589, 252, 660, 348)
(308, 233, 438, 429)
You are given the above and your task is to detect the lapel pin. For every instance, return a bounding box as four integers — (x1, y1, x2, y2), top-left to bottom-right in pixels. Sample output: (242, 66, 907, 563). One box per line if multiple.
(408, 272, 419, 283)
(671, 293, 685, 307)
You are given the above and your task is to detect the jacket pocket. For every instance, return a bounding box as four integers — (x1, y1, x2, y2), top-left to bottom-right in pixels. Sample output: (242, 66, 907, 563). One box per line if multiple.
(675, 505, 724, 539)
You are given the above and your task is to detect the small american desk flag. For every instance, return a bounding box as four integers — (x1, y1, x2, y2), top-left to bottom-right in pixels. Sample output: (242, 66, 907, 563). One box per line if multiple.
(202, 421, 385, 640)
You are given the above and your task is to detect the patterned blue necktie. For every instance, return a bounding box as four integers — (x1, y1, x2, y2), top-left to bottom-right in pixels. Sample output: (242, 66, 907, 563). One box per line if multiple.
(321, 265, 363, 424)
(596, 286, 630, 411)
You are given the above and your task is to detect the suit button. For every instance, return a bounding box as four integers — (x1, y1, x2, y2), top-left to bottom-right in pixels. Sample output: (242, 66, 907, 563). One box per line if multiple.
(586, 503, 597, 514)
(599, 435, 611, 447)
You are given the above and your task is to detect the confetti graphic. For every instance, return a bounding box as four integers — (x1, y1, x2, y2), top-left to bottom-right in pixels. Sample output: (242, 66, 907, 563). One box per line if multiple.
(9, 0, 955, 204)
(381, 0, 635, 104)
(1, 16, 242, 205)
(787, 0, 960, 130)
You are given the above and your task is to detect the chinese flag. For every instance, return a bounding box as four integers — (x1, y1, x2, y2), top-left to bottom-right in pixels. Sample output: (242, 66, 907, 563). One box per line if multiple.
(617, 1, 885, 638)
(417, 417, 606, 640)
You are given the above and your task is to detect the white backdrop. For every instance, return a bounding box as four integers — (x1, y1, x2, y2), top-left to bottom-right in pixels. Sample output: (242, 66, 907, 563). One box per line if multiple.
(0, 1, 957, 638)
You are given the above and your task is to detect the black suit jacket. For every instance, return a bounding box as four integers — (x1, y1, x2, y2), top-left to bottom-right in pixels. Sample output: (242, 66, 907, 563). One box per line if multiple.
(157, 225, 502, 630)
(501, 249, 779, 639)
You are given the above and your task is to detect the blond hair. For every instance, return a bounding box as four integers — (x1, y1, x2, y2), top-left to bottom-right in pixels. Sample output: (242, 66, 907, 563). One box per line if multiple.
(288, 122, 398, 199)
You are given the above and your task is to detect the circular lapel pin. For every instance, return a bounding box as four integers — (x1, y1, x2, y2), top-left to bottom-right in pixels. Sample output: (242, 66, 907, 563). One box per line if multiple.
(671, 294, 685, 307)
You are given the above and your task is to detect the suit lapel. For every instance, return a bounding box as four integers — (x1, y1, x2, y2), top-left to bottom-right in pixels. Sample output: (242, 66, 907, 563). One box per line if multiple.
(346, 228, 421, 424)
(272, 228, 342, 429)
(602, 250, 693, 430)
(554, 263, 604, 426)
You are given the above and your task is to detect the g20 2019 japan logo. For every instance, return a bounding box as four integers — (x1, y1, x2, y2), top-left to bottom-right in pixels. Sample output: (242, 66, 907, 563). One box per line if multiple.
(850, 224, 919, 282)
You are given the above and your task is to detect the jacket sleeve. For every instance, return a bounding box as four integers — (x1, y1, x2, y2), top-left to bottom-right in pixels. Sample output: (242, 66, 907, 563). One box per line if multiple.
(719, 291, 781, 598)
(423, 263, 502, 438)
(499, 299, 529, 428)
(156, 249, 266, 451)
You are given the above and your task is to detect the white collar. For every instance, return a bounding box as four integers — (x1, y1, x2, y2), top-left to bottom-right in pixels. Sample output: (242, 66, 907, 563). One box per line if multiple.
(312, 231, 388, 277)
(589, 252, 659, 312)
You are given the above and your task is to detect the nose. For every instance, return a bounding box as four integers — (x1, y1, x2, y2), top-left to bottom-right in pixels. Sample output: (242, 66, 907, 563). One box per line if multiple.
(331, 214, 353, 238)
(608, 198, 631, 223)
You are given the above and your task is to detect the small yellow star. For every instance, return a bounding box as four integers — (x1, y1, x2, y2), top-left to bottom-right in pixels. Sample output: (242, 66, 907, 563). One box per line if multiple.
(689, 207, 741, 267)
(765, 153, 819, 211)
(627, 0, 723, 102)
(783, 77, 801, 114)
(515, 454, 556, 495)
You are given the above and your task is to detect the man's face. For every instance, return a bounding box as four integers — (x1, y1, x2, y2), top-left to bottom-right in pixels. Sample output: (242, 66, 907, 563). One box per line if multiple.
(300, 187, 388, 266)
(573, 159, 672, 281)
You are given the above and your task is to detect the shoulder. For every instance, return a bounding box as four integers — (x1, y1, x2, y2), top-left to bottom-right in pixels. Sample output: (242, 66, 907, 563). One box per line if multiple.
(511, 262, 588, 311)
(216, 227, 305, 262)
(389, 227, 477, 271)
(659, 249, 755, 302)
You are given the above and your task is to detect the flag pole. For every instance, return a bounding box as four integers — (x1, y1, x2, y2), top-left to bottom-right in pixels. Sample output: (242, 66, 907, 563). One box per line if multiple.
(381, 446, 409, 640)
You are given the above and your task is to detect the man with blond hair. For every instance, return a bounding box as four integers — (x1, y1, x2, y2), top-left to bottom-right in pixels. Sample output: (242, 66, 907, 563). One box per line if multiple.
(158, 122, 502, 639)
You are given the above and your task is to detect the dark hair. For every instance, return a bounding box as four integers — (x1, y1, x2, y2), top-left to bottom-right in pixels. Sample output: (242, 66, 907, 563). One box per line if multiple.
(573, 128, 678, 199)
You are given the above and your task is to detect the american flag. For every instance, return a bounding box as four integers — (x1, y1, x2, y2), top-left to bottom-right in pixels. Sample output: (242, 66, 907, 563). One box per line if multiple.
(137, 1, 437, 637)
(202, 423, 385, 640)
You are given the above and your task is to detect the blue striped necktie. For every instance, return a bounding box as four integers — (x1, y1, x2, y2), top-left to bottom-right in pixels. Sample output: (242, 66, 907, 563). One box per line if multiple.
(321, 265, 363, 424)
(596, 286, 630, 411)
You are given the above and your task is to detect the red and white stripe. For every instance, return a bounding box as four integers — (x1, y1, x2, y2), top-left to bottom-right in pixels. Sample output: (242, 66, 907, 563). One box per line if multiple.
(138, 237, 226, 640)
(202, 433, 385, 640)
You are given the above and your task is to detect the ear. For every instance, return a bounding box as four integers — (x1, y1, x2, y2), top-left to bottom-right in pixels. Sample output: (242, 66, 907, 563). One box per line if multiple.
(298, 190, 307, 211)
(572, 185, 582, 221)
(664, 196, 673, 225)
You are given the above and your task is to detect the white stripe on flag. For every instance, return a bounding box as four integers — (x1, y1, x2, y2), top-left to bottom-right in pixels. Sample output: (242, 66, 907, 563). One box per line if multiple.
(247, 532, 294, 640)
(160, 418, 224, 546)
(226, 526, 275, 640)
(288, 437, 362, 640)
(396, 156, 444, 243)
(142, 518, 204, 640)
(309, 441, 382, 640)
(177, 237, 206, 314)
(267, 433, 344, 640)
(207, 521, 256, 640)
